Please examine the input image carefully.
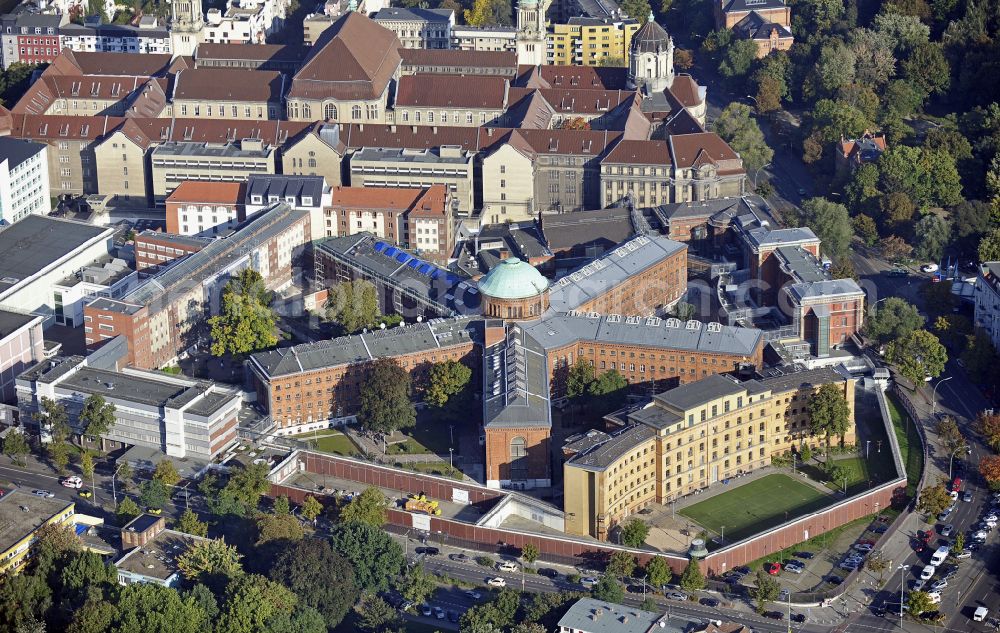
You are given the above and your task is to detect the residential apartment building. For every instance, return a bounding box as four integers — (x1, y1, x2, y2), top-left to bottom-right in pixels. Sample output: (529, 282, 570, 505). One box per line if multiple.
(547, 17, 639, 66)
(17, 355, 241, 459)
(0, 491, 75, 575)
(834, 131, 886, 176)
(93, 121, 155, 206)
(372, 7, 454, 49)
(0, 309, 44, 404)
(975, 262, 1000, 353)
(563, 367, 856, 539)
(150, 139, 277, 203)
(244, 173, 330, 238)
(450, 25, 518, 53)
(599, 139, 671, 208)
(326, 185, 454, 262)
(394, 74, 509, 127)
(0, 215, 114, 325)
(0, 137, 49, 224)
(0, 13, 67, 70)
(82, 204, 310, 369)
(134, 230, 211, 274)
(193, 42, 309, 73)
(165, 181, 246, 235)
(348, 145, 475, 216)
(171, 68, 286, 120)
(57, 17, 173, 56)
(247, 317, 480, 434)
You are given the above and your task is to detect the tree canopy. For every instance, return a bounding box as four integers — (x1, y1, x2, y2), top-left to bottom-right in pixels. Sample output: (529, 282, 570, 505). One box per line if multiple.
(711, 103, 774, 173)
(209, 268, 278, 357)
(329, 521, 404, 592)
(865, 297, 924, 344)
(885, 329, 948, 385)
(338, 486, 388, 527)
(81, 394, 116, 439)
(799, 198, 853, 260)
(358, 358, 416, 435)
(269, 539, 359, 629)
(424, 359, 473, 408)
(808, 383, 852, 452)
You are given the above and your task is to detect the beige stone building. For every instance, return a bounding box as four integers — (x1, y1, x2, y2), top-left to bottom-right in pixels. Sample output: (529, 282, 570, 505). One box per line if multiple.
(392, 74, 508, 127)
(150, 138, 276, 202)
(563, 367, 857, 540)
(170, 68, 286, 120)
(286, 12, 401, 126)
(480, 132, 536, 224)
(281, 123, 345, 187)
(599, 139, 672, 208)
(348, 145, 475, 216)
(93, 120, 153, 206)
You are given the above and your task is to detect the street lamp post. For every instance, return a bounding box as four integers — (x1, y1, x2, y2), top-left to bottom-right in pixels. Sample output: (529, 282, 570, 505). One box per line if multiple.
(111, 462, 124, 506)
(866, 440, 871, 459)
(932, 376, 954, 415)
(745, 95, 759, 111)
(449, 447, 454, 470)
(898, 564, 910, 629)
(751, 162, 772, 189)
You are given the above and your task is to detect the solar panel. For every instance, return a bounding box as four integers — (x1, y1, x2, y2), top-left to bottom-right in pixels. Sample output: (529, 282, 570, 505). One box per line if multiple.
(373, 241, 390, 252)
(395, 252, 410, 263)
(407, 259, 421, 269)
(383, 246, 398, 258)
(418, 263, 433, 275)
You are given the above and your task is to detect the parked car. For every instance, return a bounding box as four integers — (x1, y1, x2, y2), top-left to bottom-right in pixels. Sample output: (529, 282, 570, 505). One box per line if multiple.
(927, 592, 942, 604)
(464, 590, 482, 600)
(921, 566, 936, 581)
(873, 525, 888, 534)
(665, 591, 687, 601)
(765, 562, 781, 575)
(950, 490, 960, 500)
(956, 550, 972, 559)
(911, 579, 926, 591)
(487, 577, 507, 588)
(794, 551, 814, 559)
(420, 604, 433, 617)
(941, 524, 954, 537)
(399, 600, 414, 613)
(447, 611, 459, 623)
(733, 566, 752, 576)
(764, 611, 785, 620)
(785, 561, 804, 574)
(537, 568, 559, 579)
(973, 530, 989, 541)
(790, 613, 806, 623)
(580, 577, 599, 588)
(921, 263, 940, 273)
(700, 598, 720, 607)
(497, 561, 518, 572)
(825, 575, 844, 585)
(416, 547, 439, 556)
(854, 543, 874, 552)
(78, 489, 93, 498)
(840, 561, 860, 571)
(450, 553, 469, 562)
(930, 578, 948, 591)
(985, 513, 998, 522)
(33, 490, 54, 498)
(433, 606, 445, 620)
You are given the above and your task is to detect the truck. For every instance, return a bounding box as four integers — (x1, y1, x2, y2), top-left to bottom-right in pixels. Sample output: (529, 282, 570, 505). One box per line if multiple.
(930, 545, 950, 567)
(404, 493, 442, 516)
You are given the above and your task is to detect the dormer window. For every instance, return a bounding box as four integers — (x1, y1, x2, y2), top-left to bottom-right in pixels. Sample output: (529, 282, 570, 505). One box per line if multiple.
(285, 196, 295, 203)
(268, 195, 279, 203)
(301, 197, 313, 206)
(251, 195, 262, 204)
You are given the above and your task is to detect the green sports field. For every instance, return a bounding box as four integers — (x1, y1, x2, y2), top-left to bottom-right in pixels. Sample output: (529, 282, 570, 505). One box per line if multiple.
(679, 473, 833, 542)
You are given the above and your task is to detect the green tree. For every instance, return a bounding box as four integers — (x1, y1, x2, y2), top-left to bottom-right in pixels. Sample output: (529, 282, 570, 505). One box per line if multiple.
(853, 214, 879, 246)
(907, 590, 935, 616)
(591, 575, 624, 603)
(718, 39, 758, 78)
(255, 513, 305, 545)
(979, 228, 1000, 262)
(749, 568, 780, 613)
(116, 496, 142, 522)
(885, 329, 948, 385)
(68, 597, 116, 633)
(902, 42, 950, 96)
(208, 462, 272, 517)
(0, 566, 52, 631)
(711, 103, 773, 173)
(300, 495, 323, 524)
(399, 562, 436, 604)
(815, 41, 857, 93)
(866, 550, 889, 583)
(139, 479, 168, 509)
(566, 358, 595, 400)
(79, 450, 95, 482)
(270, 539, 359, 630)
(619, 0, 650, 21)
(644, 556, 672, 588)
(176, 538, 244, 582)
(620, 518, 650, 547)
(339, 486, 388, 527)
(879, 146, 963, 208)
(799, 0, 844, 31)
(116, 461, 133, 492)
(588, 369, 628, 411)
(808, 383, 852, 453)
(799, 198, 853, 260)
(324, 280, 381, 334)
(34, 397, 70, 443)
(273, 495, 291, 515)
(679, 558, 706, 592)
(521, 543, 539, 564)
(358, 358, 416, 435)
(606, 550, 637, 579)
(80, 393, 116, 441)
(175, 509, 209, 537)
(356, 594, 400, 633)
(330, 521, 405, 592)
(60, 550, 116, 601)
(217, 573, 298, 633)
(48, 441, 70, 474)
(963, 330, 999, 379)
(951, 532, 966, 555)
(935, 415, 965, 451)
(3, 430, 30, 466)
(209, 268, 278, 357)
(109, 583, 210, 633)
(873, 10, 929, 52)
(850, 29, 896, 87)
(951, 200, 993, 254)
(914, 214, 952, 261)
(800, 443, 813, 462)
(810, 99, 873, 146)
(153, 459, 181, 487)
(460, 588, 520, 632)
(865, 297, 923, 345)
(425, 359, 473, 408)
(826, 462, 849, 491)
(917, 482, 952, 517)
(845, 163, 880, 213)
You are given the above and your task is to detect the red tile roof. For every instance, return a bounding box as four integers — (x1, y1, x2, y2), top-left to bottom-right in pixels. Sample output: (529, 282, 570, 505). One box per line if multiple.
(399, 48, 516, 71)
(603, 139, 671, 165)
(331, 184, 447, 216)
(396, 74, 508, 109)
(173, 68, 285, 103)
(166, 181, 245, 204)
(669, 132, 742, 169)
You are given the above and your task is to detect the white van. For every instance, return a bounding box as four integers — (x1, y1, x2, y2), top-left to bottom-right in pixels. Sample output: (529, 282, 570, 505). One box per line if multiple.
(930, 546, 950, 566)
(974, 606, 988, 622)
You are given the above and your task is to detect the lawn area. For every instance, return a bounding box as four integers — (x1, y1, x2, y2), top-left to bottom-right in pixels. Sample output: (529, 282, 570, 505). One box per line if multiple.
(680, 474, 833, 543)
(887, 392, 924, 497)
(290, 431, 360, 456)
(388, 418, 454, 456)
(396, 461, 463, 480)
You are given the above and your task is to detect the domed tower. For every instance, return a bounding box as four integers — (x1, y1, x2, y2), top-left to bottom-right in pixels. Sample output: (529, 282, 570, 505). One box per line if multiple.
(478, 257, 550, 320)
(628, 13, 674, 94)
(516, 0, 549, 66)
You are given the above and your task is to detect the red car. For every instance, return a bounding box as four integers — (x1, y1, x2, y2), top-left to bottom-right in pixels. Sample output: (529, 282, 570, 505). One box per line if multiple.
(952, 478, 962, 492)
(917, 529, 934, 543)
(765, 562, 781, 575)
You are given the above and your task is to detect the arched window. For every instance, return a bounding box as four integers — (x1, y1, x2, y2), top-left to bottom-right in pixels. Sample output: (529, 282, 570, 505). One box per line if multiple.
(324, 103, 337, 120)
(510, 436, 527, 480)
(352, 105, 362, 120)
(302, 103, 312, 119)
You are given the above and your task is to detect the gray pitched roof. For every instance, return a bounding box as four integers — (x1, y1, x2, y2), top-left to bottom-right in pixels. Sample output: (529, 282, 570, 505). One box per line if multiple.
(787, 278, 865, 302)
(521, 313, 762, 357)
(652, 373, 746, 411)
(483, 324, 551, 430)
(564, 424, 655, 470)
(246, 174, 324, 208)
(0, 137, 45, 170)
(557, 599, 682, 633)
(372, 7, 453, 21)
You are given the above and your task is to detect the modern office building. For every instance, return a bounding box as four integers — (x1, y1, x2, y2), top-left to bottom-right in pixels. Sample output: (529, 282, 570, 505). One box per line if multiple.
(547, 17, 639, 66)
(150, 139, 277, 203)
(0, 137, 50, 225)
(0, 309, 45, 404)
(349, 145, 475, 217)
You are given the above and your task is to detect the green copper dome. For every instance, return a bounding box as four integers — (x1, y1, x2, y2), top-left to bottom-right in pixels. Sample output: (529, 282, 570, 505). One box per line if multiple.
(478, 257, 548, 299)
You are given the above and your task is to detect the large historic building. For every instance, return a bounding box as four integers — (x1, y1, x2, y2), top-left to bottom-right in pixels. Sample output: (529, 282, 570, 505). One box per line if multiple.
(563, 367, 856, 539)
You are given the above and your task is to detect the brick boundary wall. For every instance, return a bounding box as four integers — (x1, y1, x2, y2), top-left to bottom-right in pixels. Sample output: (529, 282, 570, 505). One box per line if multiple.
(268, 450, 906, 579)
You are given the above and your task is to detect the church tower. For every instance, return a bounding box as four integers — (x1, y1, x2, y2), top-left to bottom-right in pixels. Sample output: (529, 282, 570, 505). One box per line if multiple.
(515, 0, 548, 66)
(627, 13, 674, 94)
(169, 0, 204, 57)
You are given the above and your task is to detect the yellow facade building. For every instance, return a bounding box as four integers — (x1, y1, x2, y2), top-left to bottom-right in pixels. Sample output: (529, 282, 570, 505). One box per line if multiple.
(547, 17, 639, 66)
(563, 367, 856, 540)
(0, 490, 76, 574)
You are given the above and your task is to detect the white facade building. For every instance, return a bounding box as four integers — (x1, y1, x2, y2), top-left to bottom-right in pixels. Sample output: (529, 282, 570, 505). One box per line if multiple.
(975, 263, 1000, 353)
(0, 138, 50, 226)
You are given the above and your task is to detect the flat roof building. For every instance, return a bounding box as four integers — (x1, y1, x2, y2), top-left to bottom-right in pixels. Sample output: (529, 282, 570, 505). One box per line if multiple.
(0, 490, 76, 574)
